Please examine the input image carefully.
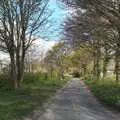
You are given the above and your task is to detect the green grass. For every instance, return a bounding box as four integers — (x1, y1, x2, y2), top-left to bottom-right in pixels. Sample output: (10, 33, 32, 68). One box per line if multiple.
(0, 72, 68, 120)
(83, 75, 120, 110)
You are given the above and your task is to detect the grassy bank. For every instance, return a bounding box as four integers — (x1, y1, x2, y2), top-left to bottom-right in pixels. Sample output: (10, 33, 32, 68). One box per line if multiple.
(83, 75, 120, 110)
(0, 72, 68, 120)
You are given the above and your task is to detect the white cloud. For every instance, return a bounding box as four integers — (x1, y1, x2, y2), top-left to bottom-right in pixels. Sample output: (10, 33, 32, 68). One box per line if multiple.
(0, 38, 57, 62)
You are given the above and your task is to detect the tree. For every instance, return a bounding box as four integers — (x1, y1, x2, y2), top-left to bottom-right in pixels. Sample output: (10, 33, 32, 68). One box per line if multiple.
(76, 0, 120, 82)
(0, 0, 51, 88)
(61, 0, 120, 82)
(44, 42, 71, 77)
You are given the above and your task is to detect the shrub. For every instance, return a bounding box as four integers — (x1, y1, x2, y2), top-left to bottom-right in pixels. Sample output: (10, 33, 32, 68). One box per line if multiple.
(23, 72, 41, 84)
(0, 72, 67, 89)
(0, 73, 9, 89)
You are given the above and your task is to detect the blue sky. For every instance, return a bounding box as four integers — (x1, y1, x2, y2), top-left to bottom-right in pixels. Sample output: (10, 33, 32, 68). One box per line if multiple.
(41, 0, 67, 41)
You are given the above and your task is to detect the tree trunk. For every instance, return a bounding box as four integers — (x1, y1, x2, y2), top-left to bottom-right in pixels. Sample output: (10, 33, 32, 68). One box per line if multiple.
(82, 64, 87, 76)
(115, 49, 120, 83)
(96, 56, 101, 80)
(17, 54, 25, 88)
(93, 56, 96, 75)
(10, 55, 18, 88)
(103, 55, 109, 78)
(16, 49, 21, 87)
(115, 28, 120, 83)
(17, 62, 24, 88)
(103, 58, 108, 78)
(93, 46, 101, 80)
(61, 70, 64, 78)
(16, 48, 25, 88)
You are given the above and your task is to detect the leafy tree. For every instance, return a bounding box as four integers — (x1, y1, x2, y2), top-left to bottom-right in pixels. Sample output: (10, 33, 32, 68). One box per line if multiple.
(61, 0, 120, 82)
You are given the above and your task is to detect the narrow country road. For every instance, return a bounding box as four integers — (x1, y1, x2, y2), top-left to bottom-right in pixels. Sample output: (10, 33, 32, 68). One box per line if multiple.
(25, 78, 120, 120)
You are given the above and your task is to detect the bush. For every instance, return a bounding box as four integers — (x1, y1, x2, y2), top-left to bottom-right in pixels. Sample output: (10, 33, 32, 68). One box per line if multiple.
(0, 73, 9, 89)
(23, 72, 48, 84)
(23, 72, 64, 85)
(0, 71, 67, 89)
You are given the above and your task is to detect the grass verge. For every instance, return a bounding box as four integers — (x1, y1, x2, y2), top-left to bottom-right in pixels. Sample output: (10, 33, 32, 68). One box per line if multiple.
(0, 72, 68, 120)
(83, 75, 120, 110)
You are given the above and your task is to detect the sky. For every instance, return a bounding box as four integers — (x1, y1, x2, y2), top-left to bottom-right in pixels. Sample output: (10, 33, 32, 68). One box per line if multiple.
(42, 0, 68, 41)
